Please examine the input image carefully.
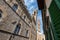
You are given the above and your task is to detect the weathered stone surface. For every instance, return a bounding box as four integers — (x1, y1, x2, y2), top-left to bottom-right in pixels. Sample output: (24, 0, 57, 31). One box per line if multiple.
(0, 0, 37, 40)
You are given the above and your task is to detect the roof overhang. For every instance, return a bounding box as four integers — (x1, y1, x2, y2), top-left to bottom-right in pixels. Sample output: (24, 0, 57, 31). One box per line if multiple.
(37, 0, 44, 10)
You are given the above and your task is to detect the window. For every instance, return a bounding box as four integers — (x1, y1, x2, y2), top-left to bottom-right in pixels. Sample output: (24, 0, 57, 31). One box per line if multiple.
(22, 15, 26, 19)
(12, 4, 18, 11)
(28, 21, 30, 24)
(26, 30, 28, 37)
(24, 15, 26, 19)
(14, 24, 21, 34)
(0, 9, 3, 18)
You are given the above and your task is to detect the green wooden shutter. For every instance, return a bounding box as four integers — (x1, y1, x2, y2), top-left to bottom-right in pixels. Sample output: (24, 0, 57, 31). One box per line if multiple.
(49, 0, 60, 40)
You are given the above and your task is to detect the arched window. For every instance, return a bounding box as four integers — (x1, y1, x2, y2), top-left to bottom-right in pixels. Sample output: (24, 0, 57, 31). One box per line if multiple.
(12, 4, 18, 11)
(26, 30, 29, 37)
(22, 14, 26, 20)
(14, 23, 21, 34)
(24, 15, 26, 19)
(0, 9, 3, 18)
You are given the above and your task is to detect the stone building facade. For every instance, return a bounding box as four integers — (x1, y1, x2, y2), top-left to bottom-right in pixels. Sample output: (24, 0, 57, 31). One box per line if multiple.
(0, 0, 37, 40)
(37, 32, 45, 40)
(37, 20, 40, 32)
(37, 20, 45, 40)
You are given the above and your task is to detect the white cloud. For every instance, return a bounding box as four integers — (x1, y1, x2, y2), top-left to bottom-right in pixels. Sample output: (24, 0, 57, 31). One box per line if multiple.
(24, 0, 30, 6)
(29, 0, 34, 3)
(24, 0, 37, 15)
(24, 0, 35, 6)
(29, 6, 34, 10)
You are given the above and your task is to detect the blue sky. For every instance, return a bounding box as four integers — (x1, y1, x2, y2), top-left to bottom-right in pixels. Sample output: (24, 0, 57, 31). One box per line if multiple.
(24, 0, 44, 33)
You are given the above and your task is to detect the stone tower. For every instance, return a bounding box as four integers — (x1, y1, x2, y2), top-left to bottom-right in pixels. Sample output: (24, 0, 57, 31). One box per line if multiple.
(32, 9, 38, 22)
(37, 20, 40, 32)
